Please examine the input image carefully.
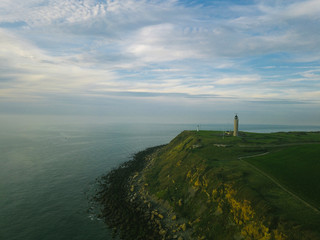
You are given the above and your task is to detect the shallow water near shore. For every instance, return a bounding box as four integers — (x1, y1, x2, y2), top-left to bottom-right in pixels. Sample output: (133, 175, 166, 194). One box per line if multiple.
(1, 122, 320, 240)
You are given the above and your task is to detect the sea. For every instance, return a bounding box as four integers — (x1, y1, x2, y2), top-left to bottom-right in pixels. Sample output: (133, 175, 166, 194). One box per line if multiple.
(1, 122, 320, 240)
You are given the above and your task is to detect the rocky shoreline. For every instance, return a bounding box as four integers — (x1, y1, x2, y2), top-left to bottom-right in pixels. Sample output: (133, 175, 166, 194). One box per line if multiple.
(93, 145, 190, 240)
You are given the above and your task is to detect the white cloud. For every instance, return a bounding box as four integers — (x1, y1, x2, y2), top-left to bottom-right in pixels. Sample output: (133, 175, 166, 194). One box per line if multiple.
(214, 75, 260, 85)
(284, 0, 320, 19)
(3, 0, 320, 61)
(0, 0, 320, 121)
(0, 29, 120, 100)
(125, 23, 205, 62)
(0, 0, 105, 26)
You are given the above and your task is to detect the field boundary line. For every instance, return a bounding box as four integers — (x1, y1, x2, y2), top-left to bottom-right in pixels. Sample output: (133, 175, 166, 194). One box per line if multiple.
(239, 153, 320, 214)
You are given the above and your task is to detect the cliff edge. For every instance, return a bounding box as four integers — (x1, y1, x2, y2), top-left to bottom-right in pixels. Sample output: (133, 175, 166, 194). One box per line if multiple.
(94, 130, 320, 240)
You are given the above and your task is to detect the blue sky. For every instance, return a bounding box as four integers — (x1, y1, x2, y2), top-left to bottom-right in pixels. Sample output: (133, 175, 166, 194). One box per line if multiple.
(0, 0, 320, 125)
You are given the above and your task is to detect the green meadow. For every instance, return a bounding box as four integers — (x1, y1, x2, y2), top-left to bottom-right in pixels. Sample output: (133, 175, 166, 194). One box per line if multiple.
(245, 144, 320, 210)
(144, 130, 320, 239)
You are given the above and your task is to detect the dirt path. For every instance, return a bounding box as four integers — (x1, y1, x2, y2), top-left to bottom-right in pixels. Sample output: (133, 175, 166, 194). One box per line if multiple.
(239, 153, 320, 214)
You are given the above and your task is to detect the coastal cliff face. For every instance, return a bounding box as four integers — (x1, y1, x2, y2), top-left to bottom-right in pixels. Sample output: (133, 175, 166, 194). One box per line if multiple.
(95, 130, 320, 240)
(143, 131, 286, 240)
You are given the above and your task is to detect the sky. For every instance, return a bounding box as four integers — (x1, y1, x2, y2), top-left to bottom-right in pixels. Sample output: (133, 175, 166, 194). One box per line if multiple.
(0, 0, 320, 125)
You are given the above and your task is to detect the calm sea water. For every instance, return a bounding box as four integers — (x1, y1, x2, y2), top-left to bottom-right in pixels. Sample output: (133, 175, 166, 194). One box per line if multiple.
(1, 122, 320, 240)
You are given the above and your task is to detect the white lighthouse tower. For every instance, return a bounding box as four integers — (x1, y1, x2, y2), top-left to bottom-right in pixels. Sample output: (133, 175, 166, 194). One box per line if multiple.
(233, 114, 239, 136)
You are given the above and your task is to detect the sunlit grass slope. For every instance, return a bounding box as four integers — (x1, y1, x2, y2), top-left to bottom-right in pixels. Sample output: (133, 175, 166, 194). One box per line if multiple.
(144, 130, 320, 240)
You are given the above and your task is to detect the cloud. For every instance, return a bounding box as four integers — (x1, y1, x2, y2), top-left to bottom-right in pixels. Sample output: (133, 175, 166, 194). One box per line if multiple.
(0, 29, 120, 100)
(3, 0, 319, 62)
(214, 75, 260, 85)
(125, 23, 206, 62)
(284, 0, 320, 19)
(0, 0, 320, 124)
(248, 99, 310, 105)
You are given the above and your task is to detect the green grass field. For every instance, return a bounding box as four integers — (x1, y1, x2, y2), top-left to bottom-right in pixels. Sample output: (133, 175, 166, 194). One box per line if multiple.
(245, 144, 320, 210)
(144, 130, 320, 239)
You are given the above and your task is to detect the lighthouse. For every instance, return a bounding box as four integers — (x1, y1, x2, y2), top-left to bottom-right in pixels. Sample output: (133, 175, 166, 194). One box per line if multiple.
(233, 114, 239, 136)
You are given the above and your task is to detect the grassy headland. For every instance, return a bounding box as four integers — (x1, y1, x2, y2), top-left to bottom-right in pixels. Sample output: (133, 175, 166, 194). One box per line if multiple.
(95, 130, 320, 239)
